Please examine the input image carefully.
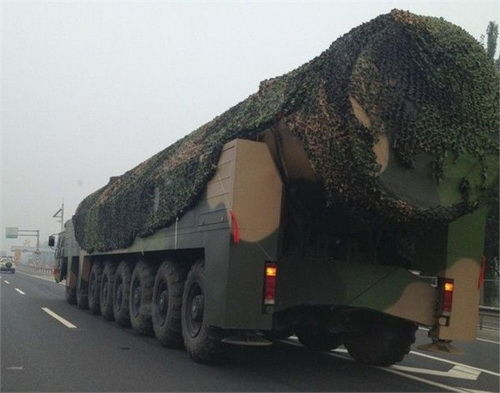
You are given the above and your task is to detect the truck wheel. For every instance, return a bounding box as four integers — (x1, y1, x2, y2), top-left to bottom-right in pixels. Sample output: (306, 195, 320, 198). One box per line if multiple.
(76, 276, 89, 309)
(65, 285, 77, 304)
(88, 262, 103, 315)
(130, 261, 157, 336)
(100, 261, 116, 320)
(113, 261, 133, 327)
(344, 321, 417, 366)
(295, 326, 342, 351)
(151, 260, 188, 347)
(182, 261, 228, 363)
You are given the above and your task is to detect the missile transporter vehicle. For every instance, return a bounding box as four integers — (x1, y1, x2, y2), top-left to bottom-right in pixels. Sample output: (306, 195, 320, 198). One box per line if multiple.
(51, 10, 498, 366)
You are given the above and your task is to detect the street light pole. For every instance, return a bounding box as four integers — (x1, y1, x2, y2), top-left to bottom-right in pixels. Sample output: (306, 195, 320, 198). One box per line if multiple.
(61, 202, 64, 232)
(52, 202, 64, 232)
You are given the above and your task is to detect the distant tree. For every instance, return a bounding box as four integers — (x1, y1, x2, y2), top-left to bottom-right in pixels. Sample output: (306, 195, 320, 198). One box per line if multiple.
(484, 180, 499, 280)
(486, 21, 498, 59)
(480, 22, 499, 282)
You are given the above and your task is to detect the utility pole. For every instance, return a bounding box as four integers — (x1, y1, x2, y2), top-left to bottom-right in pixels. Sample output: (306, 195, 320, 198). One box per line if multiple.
(52, 202, 64, 232)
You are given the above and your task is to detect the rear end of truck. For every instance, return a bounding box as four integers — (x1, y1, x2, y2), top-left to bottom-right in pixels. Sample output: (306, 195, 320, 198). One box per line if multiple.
(212, 135, 492, 366)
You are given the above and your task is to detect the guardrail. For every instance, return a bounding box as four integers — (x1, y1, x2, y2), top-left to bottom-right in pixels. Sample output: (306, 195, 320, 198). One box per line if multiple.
(20, 265, 53, 275)
(479, 305, 499, 330)
(480, 305, 500, 313)
(480, 279, 499, 309)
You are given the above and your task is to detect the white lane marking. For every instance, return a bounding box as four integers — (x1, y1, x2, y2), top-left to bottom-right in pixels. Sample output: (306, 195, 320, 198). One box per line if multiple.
(282, 339, 491, 393)
(288, 337, 498, 375)
(326, 350, 480, 393)
(410, 350, 499, 377)
(41, 307, 77, 328)
(476, 338, 499, 345)
(4, 280, 10, 284)
(14, 288, 25, 295)
(392, 364, 480, 380)
(6, 366, 23, 370)
(461, 389, 496, 393)
(380, 365, 483, 393)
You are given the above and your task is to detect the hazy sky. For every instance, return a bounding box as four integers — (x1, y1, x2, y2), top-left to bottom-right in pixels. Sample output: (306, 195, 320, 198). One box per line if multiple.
(1, 0, 499, 251)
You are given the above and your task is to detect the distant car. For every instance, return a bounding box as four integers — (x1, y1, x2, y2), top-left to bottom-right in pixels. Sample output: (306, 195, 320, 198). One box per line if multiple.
(0, 257, 15, 274)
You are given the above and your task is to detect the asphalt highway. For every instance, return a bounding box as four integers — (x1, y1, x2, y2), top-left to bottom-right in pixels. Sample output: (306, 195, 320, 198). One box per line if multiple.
(1, 267, 499, 392)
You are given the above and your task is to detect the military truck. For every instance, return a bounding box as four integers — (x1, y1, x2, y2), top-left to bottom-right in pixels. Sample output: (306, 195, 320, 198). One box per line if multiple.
(50, 10, 498, 366)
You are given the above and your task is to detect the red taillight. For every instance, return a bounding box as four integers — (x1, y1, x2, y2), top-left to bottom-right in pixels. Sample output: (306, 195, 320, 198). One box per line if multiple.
(230, 210, 240, 244)
(478, 256, 486, 289)
(439, 277, 454, 315)
(264, 262, 277, 306)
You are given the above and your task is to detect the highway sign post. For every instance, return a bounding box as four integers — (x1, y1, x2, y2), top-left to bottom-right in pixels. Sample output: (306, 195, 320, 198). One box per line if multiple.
(5, 227, 40, 256)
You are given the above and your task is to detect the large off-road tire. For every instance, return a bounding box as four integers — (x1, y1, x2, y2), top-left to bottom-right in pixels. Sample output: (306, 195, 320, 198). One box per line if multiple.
(151, 260, 188, 347)
(130, 261, 158, 336)
(100, 261, 116, 320)
(76, 277, 89, 310)
(65, 285, 77, 305)
(344, 320, 417, 366)
(295, 325, 343, 351)
(182, 261, 229, 363)
(88, 262, 103, 315)
(113, 261, 133, 327)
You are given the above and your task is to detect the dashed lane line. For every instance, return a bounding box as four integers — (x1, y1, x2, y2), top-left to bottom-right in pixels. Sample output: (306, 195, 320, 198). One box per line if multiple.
(14, 288, 26, 295)
(41, 307, 77, 329)
(4, 280, 10, 284)
(6, 366, 23, 371)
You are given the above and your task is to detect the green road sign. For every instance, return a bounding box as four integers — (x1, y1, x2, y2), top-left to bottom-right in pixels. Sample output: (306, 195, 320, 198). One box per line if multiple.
(5, 227, 18, 239)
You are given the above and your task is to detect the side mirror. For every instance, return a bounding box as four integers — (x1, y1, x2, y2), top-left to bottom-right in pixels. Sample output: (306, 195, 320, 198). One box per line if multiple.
(48, 235, 55, 247)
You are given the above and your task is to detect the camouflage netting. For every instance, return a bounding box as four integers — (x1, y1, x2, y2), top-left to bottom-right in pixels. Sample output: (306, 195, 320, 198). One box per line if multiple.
(74, 10, 499, 252)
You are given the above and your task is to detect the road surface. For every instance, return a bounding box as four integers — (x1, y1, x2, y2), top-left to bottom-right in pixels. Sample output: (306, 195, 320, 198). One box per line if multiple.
(1, 267, 498, 392)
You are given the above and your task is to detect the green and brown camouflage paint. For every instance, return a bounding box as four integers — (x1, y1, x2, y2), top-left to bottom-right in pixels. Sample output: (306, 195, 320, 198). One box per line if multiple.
(64, 10, 498, 342)
(73, 10, 498, 253)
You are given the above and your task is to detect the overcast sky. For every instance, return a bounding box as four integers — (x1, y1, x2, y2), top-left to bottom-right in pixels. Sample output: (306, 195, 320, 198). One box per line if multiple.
(1, 0, 499, 252)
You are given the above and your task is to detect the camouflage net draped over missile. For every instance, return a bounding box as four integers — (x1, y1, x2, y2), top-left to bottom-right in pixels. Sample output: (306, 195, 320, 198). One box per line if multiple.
(74, 10, 499, 252)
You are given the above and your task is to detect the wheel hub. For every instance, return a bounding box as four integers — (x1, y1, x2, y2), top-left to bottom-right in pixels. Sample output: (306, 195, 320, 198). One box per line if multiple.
(156, 282, 169, 327)
(191, 295, 203, 322)
(159, 291, 168, 314)
(186, 283, 204, 338)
